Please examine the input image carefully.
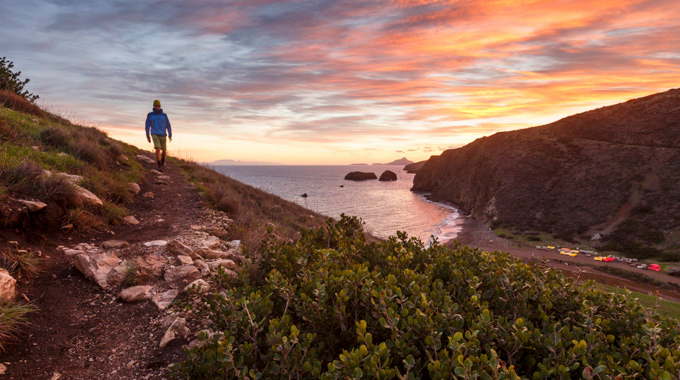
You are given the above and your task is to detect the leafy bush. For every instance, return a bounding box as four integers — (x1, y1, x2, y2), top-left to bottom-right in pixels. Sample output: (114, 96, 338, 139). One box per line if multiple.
(175, 216, 680, 379)
(0, 57, 39, 103)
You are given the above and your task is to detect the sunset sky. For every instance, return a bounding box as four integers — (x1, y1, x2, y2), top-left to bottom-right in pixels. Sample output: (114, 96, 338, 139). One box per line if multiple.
(1, 0, 678, 164)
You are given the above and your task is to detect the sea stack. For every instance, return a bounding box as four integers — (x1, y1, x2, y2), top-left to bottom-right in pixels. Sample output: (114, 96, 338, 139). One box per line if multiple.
(344, 172, 377, 181)
(379, 170, 397, 181)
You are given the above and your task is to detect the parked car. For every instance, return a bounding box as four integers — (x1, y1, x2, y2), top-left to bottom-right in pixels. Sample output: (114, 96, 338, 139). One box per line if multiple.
(649, 264, 662, 272)
(636, 264, 648, 270)
(603, 257, 616, 262)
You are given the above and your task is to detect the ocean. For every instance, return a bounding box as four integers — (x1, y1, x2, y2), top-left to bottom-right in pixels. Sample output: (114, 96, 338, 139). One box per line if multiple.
(211, 164, 462, 244)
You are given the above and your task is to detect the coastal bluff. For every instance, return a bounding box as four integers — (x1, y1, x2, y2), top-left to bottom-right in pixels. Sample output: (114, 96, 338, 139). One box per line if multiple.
(412, 88, 680, 240)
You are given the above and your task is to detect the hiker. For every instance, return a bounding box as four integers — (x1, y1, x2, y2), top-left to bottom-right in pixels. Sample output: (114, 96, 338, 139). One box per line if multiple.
(145, 99, 172, 172)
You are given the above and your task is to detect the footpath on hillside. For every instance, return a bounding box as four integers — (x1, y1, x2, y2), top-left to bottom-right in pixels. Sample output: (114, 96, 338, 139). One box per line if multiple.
(2, 153, 245, 379)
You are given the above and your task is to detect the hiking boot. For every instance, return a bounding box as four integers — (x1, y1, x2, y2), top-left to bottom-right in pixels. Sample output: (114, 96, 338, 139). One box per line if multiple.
(157, 161, 162, 172)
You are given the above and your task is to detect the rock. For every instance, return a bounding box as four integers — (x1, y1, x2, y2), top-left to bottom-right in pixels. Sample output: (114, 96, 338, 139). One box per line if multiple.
(207, 259, 238, 272)
(143, 192, 154, 199)
(127, 183, 141, 194)
(206, 226, 228, 238)
(167, 240, 199, 259)
(73, 184, 103, 207)
(195, 248, 228, 260)
(123, 215, 140, 225)
(150, 169, 162, 175)
(227, 240, 241, 250)
(177, 255, 194, 265)
(379, 170, 397, 181)
(185, 279, 210, 293)
(164, 265, 200, 283)
(225, 250, 248, 265)
(17, 199, 47, 212)
(591, 232, 602, 241)
(56, 173, 84, 184)
(160, 317, 189, 348)
(0, 268, 17, 302)
(136, 154, 156, 165)
(152, 289, 179, 310)
(156, 177, 169, 185)
(194, 260, 210, 276)
(344, 171, 377, 181)
(119, 285, 153, 302)
(101, 240, 129, 249)
(133, 254, 169, 277)
(201, 236, 223, 249)
(72, 252, 123, 289)
(144, 240, 168, 247)
(57, 152, 68, 157)
(119, 154, 129, 162)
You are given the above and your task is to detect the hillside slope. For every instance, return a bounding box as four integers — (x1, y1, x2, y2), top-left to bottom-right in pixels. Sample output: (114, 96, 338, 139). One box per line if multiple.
(413, 89, 680, 248)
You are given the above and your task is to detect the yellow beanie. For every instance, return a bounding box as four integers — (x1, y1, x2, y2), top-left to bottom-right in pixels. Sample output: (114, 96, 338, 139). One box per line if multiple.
(153, 99, 161, 107)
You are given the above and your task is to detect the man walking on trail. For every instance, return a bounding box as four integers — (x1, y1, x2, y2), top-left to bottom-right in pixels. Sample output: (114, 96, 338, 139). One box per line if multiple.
(145, 99, 172, 172)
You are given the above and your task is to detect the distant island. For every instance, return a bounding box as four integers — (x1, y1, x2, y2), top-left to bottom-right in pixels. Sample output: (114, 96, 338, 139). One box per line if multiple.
(372, 157, 414, 165)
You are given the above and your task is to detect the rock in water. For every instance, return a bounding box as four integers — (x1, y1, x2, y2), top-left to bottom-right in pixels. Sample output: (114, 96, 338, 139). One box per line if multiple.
(379, 170, 397, 181)
(344, 172, 377, 181)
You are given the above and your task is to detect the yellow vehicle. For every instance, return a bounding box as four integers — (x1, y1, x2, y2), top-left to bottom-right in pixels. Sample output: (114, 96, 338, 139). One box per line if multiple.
(547, 246, 556, 249)
(559, 248, 578, 257)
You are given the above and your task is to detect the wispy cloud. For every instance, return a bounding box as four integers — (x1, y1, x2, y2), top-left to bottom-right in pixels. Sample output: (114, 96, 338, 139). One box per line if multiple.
(0, 0, 678, 163)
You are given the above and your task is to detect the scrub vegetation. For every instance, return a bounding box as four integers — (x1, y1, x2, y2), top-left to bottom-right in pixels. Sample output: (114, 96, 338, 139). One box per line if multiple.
(175, 216, 680, 379)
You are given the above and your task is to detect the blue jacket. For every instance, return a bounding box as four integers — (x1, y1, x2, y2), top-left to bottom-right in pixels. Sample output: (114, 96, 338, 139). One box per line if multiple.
(145, 108, 172, 139)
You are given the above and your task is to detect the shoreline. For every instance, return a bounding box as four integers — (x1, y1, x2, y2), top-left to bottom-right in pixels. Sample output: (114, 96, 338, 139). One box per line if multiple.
(447, 215, 680, 303)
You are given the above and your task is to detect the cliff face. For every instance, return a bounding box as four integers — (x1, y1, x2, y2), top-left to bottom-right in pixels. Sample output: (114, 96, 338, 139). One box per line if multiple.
(412, 89, 680, 237)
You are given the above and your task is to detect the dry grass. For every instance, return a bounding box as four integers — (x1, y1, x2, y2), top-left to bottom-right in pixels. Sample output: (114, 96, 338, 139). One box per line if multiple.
(0, 301, 37, 351)
(177, 159, 327, 251)
(39, 126, 70, 148)
(1, 248, 41, 280)
(0, 90, 45, 118)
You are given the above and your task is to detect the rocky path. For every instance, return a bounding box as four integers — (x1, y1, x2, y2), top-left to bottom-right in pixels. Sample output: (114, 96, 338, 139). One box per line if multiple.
(2, 154, 242, 379)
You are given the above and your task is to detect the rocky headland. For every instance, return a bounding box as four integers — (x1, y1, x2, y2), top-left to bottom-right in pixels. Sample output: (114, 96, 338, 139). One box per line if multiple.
(413, 89, 680, 250)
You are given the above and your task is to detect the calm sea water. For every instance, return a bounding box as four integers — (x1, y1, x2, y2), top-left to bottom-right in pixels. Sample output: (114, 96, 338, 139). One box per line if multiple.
(211, 165, 462, 244)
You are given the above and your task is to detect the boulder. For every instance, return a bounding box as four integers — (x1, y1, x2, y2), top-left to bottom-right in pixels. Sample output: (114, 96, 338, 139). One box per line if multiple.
(152, 289, 179, 310)
(72, 252, 123, 289)
(185, 279, 211, 294)
(195, 248, 228, 260)
(73, 184, 103, 207)
(127, 183, 141, 194)
(194, 259, 210, 276)
(123, 216, 140, 225)
(17, 199, 47, 212)
(119, 285, 154, 302)
(101, 240, 129, 249)
(379, 170, 397, 181)
(227, 240, 241, 250)
(144, 240, 168, 247)
(344, 171, 377, 181)
(201, 236, 223, 249)
(0, 268, 16, 302)
(177, 255, 194, 265)
(150, 169, 162, 175)
(143, 192, 154, 199)
(591, 232, 603, 241)
(56, 173, 84, 184)
(133, 254, 168, 277)
(167, 240, 199, 259)
(163, 265, 200, 283)
(159, 317, 189, 348)
(207, 259, 238, 272)
(136, 154, 156, 165)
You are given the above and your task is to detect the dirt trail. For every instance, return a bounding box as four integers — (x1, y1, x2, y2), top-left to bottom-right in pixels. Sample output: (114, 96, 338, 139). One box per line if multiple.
(1, 155, 205, 379)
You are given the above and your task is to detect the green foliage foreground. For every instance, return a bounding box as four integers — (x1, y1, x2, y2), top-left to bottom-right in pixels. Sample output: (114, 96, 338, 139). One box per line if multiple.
(176, 216, 680, 379)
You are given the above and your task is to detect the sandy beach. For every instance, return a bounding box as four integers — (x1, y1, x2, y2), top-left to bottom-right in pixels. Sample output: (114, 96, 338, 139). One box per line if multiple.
(449, 216, 680, 302)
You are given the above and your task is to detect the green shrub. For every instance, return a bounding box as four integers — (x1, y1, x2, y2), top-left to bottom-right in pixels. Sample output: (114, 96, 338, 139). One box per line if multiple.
(175, 216, 680, 379)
